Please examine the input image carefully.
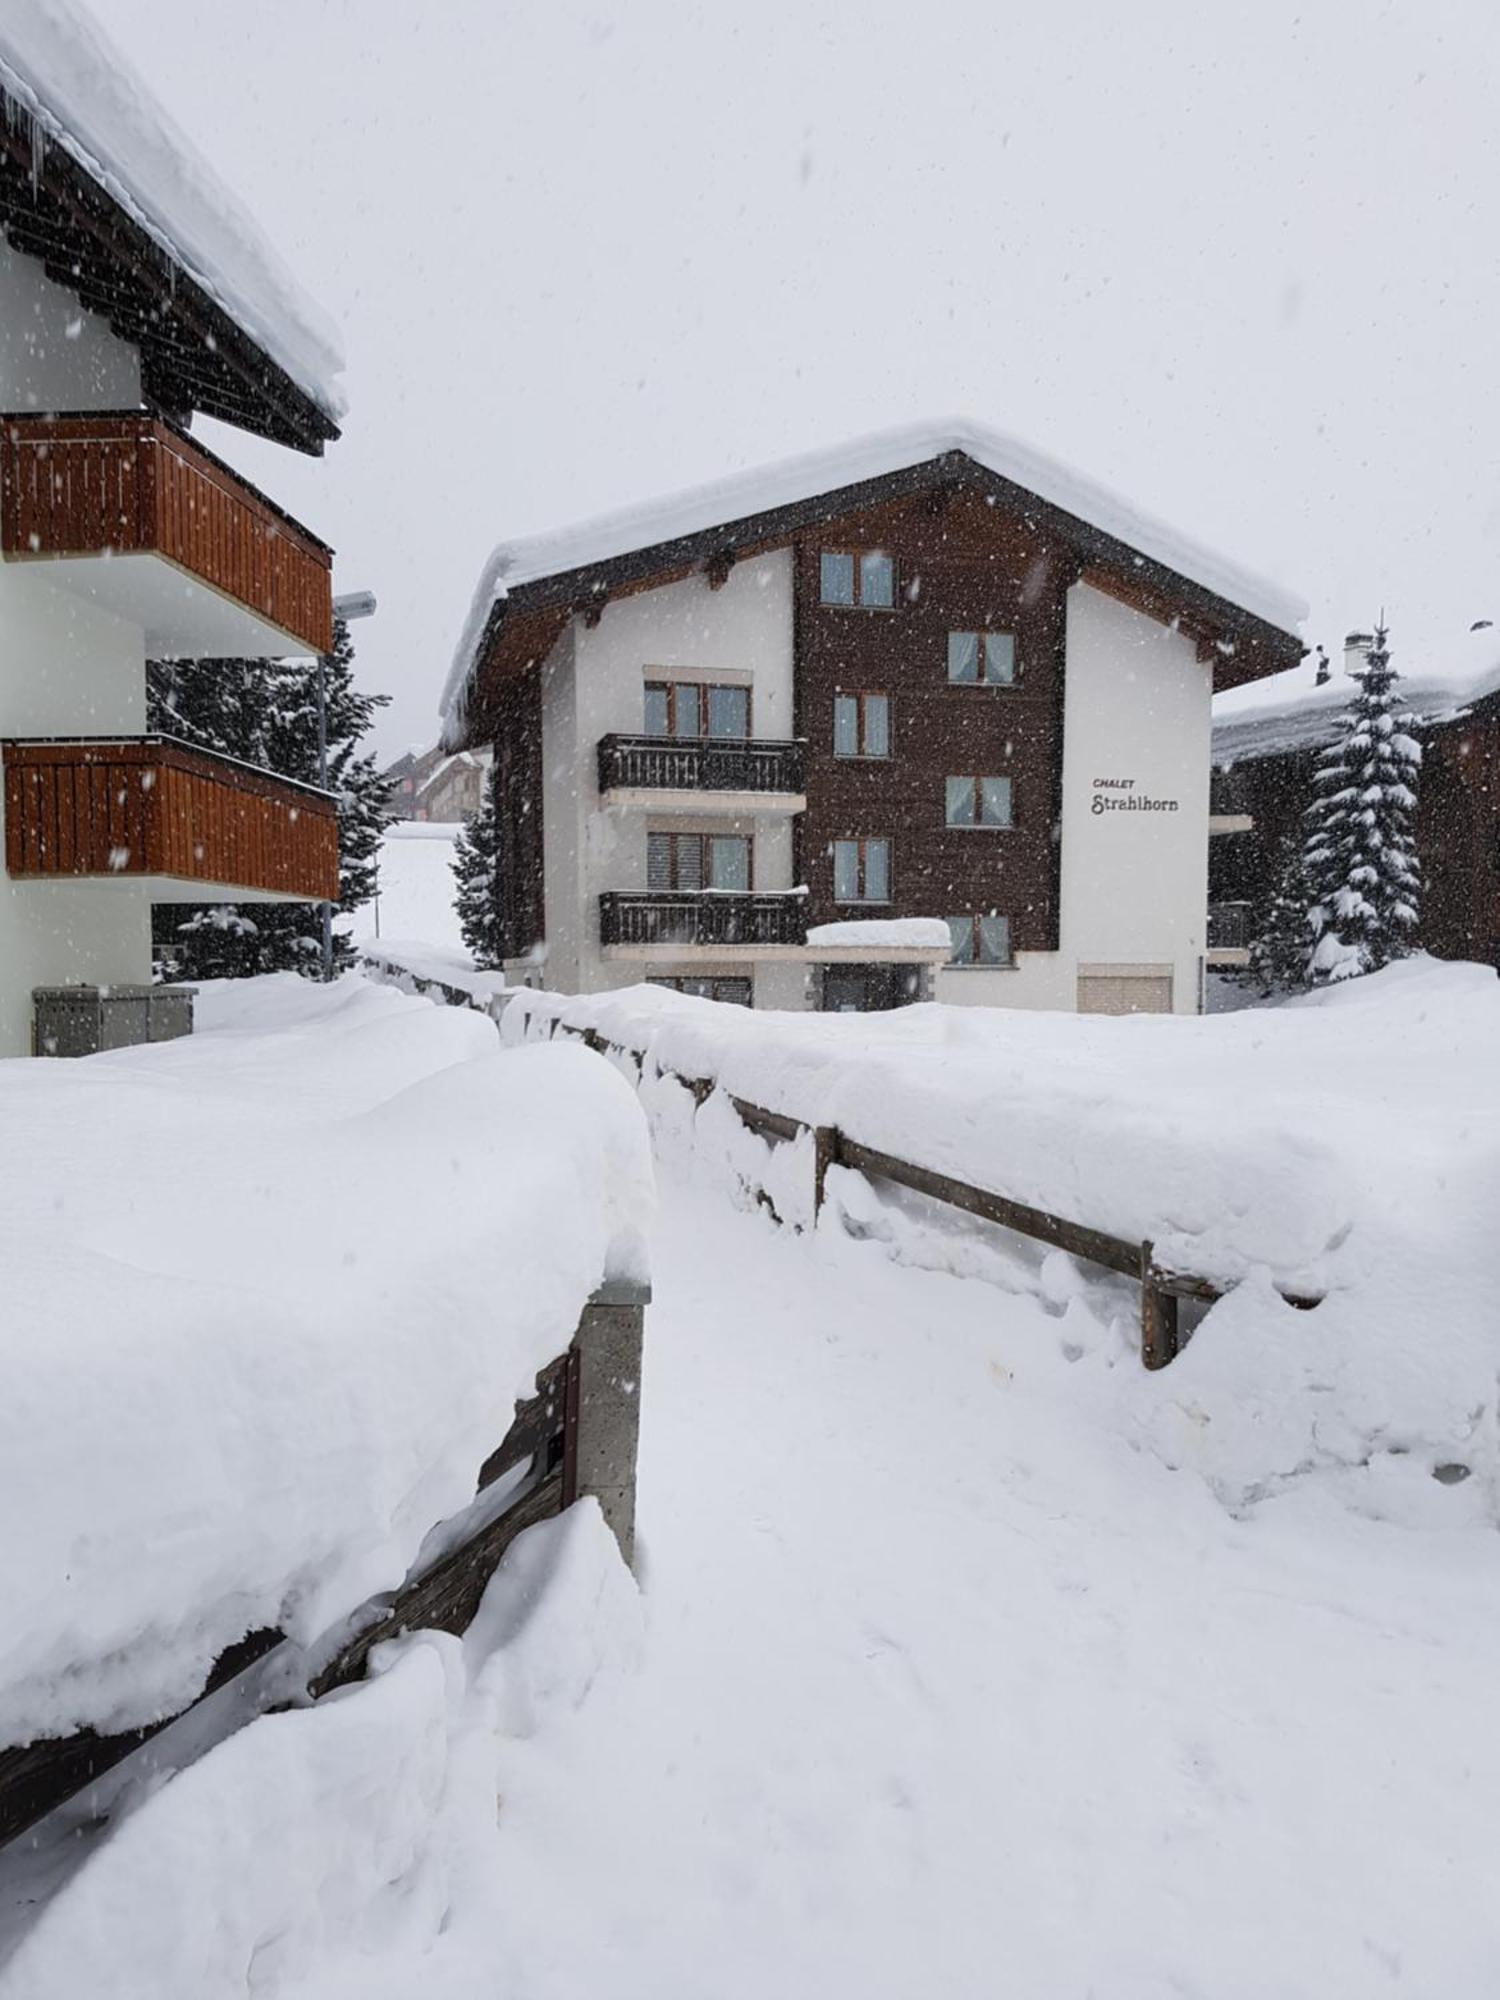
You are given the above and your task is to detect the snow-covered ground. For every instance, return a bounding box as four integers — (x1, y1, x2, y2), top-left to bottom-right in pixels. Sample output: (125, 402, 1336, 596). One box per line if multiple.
(348, 822, 467, 955)
(4, 965, 1498, 1996)
(0, 976, 649, 1750)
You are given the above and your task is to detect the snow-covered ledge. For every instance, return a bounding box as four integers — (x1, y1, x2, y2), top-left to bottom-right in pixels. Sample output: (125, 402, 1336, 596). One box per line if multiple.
(803, 918, 953, 963)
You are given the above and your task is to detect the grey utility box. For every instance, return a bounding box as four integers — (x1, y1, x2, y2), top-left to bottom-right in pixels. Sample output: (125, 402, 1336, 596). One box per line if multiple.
(32, 985, 198, 1058)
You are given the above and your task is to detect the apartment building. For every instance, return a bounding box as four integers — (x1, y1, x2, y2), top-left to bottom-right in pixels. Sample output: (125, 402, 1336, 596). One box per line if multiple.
(0, 9, 342, 1055)
(442, 422, 1304, 1012)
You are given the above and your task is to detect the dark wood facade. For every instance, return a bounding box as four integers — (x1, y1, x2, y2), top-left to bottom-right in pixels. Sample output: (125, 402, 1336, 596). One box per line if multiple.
(1, 413, 334, 653)
(3, 737, 339, 901)
(1211, 698, 1500, 969)
(493, 668, 545, 959)
(791, 486, 1071, 944)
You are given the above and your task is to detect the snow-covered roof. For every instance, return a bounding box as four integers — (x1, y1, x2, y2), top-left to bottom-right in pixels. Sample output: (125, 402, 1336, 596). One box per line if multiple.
(1213, 625, 1500, 765)
(0, 0, 345, 422)
(441, 418, 1307, 742)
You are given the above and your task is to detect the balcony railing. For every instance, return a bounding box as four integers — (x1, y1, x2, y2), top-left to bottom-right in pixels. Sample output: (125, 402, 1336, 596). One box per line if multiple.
(597, 734, 805, 797)
(0, 412, 333, 653)
(1207, 900, 1253, 950)
(3, 737, 339, 901)
(599, 891, 808, 950)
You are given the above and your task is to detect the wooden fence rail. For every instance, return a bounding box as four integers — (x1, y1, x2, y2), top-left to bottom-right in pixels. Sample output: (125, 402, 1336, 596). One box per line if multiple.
(0, 1280, 646, 1852)
(551, 1019, 1319, 1370)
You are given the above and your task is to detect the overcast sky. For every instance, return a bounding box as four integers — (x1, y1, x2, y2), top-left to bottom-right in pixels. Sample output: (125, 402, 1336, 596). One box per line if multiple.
(90, 0, 1500, 760)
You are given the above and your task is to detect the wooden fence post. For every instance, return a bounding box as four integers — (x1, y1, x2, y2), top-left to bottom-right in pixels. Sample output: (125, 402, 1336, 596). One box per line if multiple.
(1139, 1243, 1180, 1370)
(812, 1125, 838, 1218)
(569, 1277, 649, 1569)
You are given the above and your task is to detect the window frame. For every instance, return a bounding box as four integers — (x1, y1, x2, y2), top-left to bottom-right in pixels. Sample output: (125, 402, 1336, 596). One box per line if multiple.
(945, 774, 1015, 830)
(819, 548, 899, 612)
(832, 689, 892, 760)
(947, 628, 1019, 687)
(643, 679, 753, 740)
(831, 835, 893, 905)
(647, 975, 753, 1007)
(646, 829, 754, 893)
(947, 912, 1014, 968)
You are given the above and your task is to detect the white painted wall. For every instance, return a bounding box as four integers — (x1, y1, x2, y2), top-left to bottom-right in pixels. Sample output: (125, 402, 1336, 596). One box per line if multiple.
(936, 581, 1210, 1013)
(540, 551, 797, 994)
(0, 238, 142, 411)
(0, 251, 155, 1055)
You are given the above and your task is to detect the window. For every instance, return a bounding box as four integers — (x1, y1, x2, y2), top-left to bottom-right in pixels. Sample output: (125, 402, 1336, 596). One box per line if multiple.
(946, 775, 1013, 828)
(832, 836, 891, 903)
(648, 976, 753, 1007)
(833, 691, 891, 759)
(820, 549, 895, 609)
(947, 630, 1017, 685)
(647, 831, 751, 892)
(643, 681, 750, 739)
(948, 914, 1012, 966)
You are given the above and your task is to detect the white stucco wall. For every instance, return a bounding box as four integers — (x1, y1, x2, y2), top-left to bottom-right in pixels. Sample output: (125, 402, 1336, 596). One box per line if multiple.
(541, 551, 797, 993)
(0, 237, 142, 411)
(936, 580, 1210, 1013)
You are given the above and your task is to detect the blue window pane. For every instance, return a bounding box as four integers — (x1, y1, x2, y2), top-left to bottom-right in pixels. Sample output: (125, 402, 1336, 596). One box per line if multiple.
(980, 777, 1013, 827)
(864, 839, 890, 902)
(674, 683, 702, 739)
(947, 631, 979, 683)
(979, 914, 1011, 964)
(946, 776, 975, 826)
(643, 684, 670, 736)
(833, 694, 859, 756)
(820, 552, 855, 605)
(983, 632, 1016, 684)
(833, 840, 860, 900)
(707, 685, 749, 739)
(865, 695, 890, 757)
(860, 552, 894, 607)
(709, 837, 750, 891)
(947, 916, 974, 963)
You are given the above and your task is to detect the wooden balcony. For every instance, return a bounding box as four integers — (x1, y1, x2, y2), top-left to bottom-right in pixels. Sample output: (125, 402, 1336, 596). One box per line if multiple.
(598, 734, 805, 805)
(3, 737, 338, 902)
(0, 412, 333, 655)
(600, 891, 807, 952)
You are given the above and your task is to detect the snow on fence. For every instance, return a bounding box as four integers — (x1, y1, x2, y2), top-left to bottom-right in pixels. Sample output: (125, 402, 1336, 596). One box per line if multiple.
(499, 988, 1327, 1370)
(0, 1281, 646, 1850)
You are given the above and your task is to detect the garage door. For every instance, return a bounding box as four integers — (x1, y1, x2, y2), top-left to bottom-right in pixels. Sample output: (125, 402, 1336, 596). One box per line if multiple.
(1076, 964, 1174, 1015)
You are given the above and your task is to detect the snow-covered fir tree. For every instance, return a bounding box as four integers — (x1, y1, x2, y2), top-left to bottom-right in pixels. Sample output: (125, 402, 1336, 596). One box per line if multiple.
(147, 617, 393, 979)
(1247, 833, 1315, 995)
(1302, 626, 1422, 983)
(451, 764, 504, 968)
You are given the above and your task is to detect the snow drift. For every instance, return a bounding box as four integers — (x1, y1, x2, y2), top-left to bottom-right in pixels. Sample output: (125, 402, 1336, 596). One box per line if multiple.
(0, 975, 652, 1748)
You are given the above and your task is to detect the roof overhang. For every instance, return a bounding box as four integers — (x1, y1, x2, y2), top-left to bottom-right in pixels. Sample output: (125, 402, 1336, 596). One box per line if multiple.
(0, 85, 338, 455)
(445, 445, 1304, 749)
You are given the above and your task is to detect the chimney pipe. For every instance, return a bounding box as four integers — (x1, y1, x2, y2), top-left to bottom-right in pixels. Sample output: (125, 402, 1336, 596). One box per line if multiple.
(1343, 631, 1374, 678)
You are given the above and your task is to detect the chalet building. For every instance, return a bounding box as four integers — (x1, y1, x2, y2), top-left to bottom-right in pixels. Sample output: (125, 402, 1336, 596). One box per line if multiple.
(383, 744, 491, 823)
(441, 422, 1305, 1013)
(1211, 628, 1500, 971)
(0, 15, 342, 1055)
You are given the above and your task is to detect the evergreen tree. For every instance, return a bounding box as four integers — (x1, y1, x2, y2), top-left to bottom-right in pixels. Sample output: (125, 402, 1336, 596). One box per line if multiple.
(1302, 625, 1422, 984)
(451, 764, 504, 968)
(147, 616, 393, 980)
(1247, 833, 1315, 996)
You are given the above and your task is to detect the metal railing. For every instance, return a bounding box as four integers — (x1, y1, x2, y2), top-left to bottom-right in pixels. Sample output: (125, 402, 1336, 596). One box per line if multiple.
(599, 890, 808, 948)
(597, 734, 804, 796)
(1207, 901, 1253, 949)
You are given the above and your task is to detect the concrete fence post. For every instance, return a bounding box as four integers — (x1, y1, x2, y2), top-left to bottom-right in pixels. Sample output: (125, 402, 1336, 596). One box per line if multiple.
(570, 1278, 649, 1570)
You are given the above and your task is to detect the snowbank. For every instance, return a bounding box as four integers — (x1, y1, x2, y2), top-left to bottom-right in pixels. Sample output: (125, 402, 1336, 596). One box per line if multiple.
(361, 940, 507, 1008)
(441, 416, 1306, 740)
(505, 961, 1500, 1511)
(346, 824, 467, 955)
(0, 0, 345, 418)
(0, 975, 652, 1748)
(806, 918, 952, 950)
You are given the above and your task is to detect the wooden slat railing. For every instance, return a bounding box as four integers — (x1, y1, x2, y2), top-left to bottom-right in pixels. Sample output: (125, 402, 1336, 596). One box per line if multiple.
(0, 411, 333, 652)
(3, 736, 339, 901)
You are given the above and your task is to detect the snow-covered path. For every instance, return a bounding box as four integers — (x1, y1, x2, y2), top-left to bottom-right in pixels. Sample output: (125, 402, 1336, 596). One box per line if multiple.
(404, 1165, 1500, 1999)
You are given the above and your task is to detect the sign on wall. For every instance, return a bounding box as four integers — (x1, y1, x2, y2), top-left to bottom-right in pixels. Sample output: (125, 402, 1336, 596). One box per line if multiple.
(1091, 777, 1180, 816)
